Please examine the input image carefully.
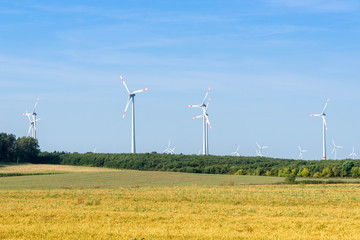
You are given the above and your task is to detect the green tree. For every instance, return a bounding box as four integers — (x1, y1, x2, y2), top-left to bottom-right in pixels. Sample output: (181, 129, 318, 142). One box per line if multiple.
(15, 137, 40, 163)
(0, 133, 17, 162)
(351, 167, 360, 177)
(342, 161, 354, 175)
(321, 168, 332, 178)
(300, 168, 310, 178)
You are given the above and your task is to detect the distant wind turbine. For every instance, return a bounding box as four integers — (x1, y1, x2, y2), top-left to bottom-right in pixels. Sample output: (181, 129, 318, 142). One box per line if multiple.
(231, 145, 240, 156)
(120, 74, 150, 153)
(349, 147, 358, 160)
(331, 140, 343, 160)
(187, 86, 212, 155)
(256, 143, 268, 157)
(163, 140, 176, 154)
(298, 146, 307, 160)
(22, 97, 41, 139)
(309, 98, 329, 160)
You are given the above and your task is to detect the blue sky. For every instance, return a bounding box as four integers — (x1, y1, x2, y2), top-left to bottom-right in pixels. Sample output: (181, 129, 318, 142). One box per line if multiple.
(1, 0, 360, 159)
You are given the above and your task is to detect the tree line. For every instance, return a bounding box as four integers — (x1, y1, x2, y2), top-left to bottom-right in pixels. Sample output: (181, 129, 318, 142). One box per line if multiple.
(1, 132, 360, 178)
(0, 133, 40, 163)
(39, 151, 360, 178)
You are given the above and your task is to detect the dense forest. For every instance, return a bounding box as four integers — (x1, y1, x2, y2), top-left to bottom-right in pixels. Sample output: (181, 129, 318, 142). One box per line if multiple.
(1, 132, 360, 178)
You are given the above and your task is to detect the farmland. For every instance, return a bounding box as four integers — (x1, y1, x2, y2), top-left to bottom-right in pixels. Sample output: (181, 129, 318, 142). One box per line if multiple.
(1, 164, 360, 239)
(1, 183, 360, 239)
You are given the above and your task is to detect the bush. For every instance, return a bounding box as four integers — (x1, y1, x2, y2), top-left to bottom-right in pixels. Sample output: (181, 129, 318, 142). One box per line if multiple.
(234, 169, 245, 175)
(285, 174, 296, 183)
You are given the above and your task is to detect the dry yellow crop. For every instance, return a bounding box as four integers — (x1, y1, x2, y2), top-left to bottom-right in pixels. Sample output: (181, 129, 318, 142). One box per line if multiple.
(0, 184, 359, 239)
(0, 163, 119, 173)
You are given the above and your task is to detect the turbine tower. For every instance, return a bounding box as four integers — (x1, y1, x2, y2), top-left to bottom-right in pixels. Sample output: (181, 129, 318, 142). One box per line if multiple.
(309, 98, 329, 160)
(163, 140, 176, 154)
(120, 74, 150, 153)
(331, 140, 343, 160)
(187, 86, 212, 155)
(256, 142, 268, 157)
(231, 145, 240, 156)
(349, 147, 358, 160)
(22, 97, 40, 139)
(298, 146, 307, 160)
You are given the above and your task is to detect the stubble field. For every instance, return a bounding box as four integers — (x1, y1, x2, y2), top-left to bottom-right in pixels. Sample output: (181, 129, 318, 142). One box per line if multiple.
(0, 164, 359, 239)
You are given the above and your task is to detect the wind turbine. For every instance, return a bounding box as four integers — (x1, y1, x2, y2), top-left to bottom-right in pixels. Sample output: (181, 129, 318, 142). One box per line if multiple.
(331, 140, 343, 160)
(309, 98, 329, 160)
(256, 142, 268, 157)
(120, 74, 150, 153)
(163, 140, 176, 154)
(22, 97, 40, 139)
(231, 145, 240, 156)
(298, 146, 307, 160)
(349, 147, 358, 160)
(187, 86, 212, 155)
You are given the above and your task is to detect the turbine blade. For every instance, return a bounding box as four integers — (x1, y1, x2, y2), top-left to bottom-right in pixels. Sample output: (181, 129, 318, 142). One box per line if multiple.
(322, 116, 328, 131)
(332, 139, 336, 146)
(27, 125, 32, 136)
(132, 88, 150, 94)
(202, 85, 211, 105)
(122, 98, 132, 120)
(331, 148, 335, 154)
(119, 74, 131, 94)
(206, 96, 211, 110)
(192, 115, 203, 119)
(187, 104, 202, 108)
(32, 97, 39, 113)
(321, 98, 330, 114)
(256, 142, 260, 148)
(205, 114, 212, 129)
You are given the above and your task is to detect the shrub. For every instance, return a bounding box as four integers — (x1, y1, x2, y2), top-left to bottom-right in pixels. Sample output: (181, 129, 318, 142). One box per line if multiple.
(285, 174, 296, 183)
(235, 169, 245, 175)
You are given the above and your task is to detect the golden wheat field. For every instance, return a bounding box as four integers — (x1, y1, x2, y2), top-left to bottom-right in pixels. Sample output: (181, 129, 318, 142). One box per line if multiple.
(0, 184, 359, 239)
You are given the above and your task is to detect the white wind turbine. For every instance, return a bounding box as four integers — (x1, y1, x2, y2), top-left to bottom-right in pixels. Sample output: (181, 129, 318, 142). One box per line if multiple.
(298, 146, 307, 160)
(349, 147, 358, 160)
(163, 140, 176, 154)
(256, 142, 268, 157)
(331, 140, 343, 160)
(309, 98, 329, 160)
(231, 145, 240, 156)
(187, 86, 212, 155)
(22, 97, 40, 139)
(120, 74, 150, 153)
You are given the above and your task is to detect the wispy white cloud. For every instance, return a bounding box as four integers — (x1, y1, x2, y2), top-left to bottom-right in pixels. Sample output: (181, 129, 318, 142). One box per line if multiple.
(267, 0, 359, 12)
